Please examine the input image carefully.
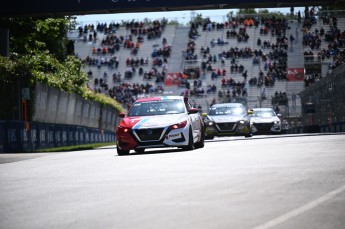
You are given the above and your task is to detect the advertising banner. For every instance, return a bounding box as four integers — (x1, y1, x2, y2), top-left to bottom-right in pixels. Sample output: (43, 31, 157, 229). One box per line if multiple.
(30, 122, 39, 150)
(0, 121, 115, 152)
(287, 68, 304, 81)
(61, 125, 69, 147)
(54, 125, 63, 148)
(38, 122, 48, 149)
(165, 72, 186, 86)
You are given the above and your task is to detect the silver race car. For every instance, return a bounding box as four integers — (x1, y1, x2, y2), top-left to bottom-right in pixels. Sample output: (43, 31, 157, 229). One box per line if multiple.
(202, 103, 253, 139)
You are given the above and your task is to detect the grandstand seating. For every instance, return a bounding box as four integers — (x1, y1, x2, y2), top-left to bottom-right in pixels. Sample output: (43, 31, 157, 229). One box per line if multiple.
(71, 13, 345, 122)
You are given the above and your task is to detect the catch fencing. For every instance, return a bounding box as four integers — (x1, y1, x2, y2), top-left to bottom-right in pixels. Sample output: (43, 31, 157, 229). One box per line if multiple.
(300, 64, 345, 132)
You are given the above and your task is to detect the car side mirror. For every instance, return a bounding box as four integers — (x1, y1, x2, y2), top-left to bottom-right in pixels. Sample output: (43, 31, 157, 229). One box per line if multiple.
(118, 112, 126, 118)
(188, 108, 199, 114)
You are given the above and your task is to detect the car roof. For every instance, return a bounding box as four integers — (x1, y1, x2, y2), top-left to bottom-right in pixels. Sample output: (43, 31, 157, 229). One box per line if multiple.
(211, 103, 244, 108)
(135, 96, 184, 103)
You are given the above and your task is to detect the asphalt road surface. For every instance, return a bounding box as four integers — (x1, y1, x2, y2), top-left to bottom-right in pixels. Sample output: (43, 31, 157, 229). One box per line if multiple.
(1, 133, 345, 229)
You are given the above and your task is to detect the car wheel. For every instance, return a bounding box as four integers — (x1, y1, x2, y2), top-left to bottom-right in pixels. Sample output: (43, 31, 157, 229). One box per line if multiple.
(245, 133, 252, 138)
(205, 135, 214, 140)
(182, 127, 195, 151)
(195, 129, 205, 148)
(245, 126, 253, 138)
(117, 146, 130, 156)
(134, 148, 145, 154)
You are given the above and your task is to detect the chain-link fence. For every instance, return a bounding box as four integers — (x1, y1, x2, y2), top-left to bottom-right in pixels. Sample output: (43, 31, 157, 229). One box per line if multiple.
(300, 64, 345, 131)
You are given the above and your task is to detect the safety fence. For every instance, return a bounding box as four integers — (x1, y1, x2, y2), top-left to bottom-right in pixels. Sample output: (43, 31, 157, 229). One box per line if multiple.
(300, 64, 345, 128)
(0, 121, 115, 153)
(286, 121, 345, 134)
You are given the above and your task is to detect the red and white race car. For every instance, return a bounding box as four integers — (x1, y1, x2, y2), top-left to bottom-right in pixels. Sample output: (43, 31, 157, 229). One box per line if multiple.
(116, 96, 205, 155)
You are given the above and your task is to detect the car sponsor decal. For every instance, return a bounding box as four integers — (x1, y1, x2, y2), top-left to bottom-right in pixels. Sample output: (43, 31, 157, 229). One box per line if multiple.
(168, 133, 181, 139)
(133, 118, 150, 130)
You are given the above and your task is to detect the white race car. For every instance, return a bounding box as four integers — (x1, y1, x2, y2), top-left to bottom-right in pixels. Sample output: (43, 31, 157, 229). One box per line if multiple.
(250, 108, 282, 134)
(116, 96, 205, 155)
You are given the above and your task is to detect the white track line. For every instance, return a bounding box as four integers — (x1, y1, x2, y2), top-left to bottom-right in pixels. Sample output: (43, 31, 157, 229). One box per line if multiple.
(252, 184, 345, 229)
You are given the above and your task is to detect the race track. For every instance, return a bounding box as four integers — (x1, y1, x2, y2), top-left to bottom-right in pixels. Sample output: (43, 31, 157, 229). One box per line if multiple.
(1, 133, 345, 229)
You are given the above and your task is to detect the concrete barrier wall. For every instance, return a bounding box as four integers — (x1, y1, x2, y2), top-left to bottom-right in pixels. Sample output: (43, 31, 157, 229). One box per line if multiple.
(32, 82, 118, 131)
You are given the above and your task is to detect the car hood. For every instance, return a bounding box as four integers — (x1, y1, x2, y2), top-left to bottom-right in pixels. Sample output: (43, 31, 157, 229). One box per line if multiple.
(119, 114, 187, 129)
(208, 115, 244, 123)
(251, 116, 280, 123)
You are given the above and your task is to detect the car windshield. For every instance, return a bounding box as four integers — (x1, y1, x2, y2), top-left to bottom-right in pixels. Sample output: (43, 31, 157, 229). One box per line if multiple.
(208, 106, 245, 116)
(252, 110, 276, 117)
(127, 99, 186, 116)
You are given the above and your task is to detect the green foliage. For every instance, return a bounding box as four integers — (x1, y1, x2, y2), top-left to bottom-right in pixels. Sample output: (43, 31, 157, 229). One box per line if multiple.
(192, 13, 205, 25)
(234, 8, 285, 19)
(0, 17, 71, 60)
(0, 56, 16, 83)
(238, 8, 257, 14)
(0, 17, 123, 115)
(0, 52, 123, 113)
(257, 9, 270, 14)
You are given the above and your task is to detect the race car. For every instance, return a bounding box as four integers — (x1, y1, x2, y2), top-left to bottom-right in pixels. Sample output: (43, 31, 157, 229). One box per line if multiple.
(202, 103, 253, 139)
(116, 96, 205, 155)
(250, 108, 282, 134)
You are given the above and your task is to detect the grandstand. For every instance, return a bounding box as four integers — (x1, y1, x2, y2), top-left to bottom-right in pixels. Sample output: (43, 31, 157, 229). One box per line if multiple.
(71, 9, 345, 126)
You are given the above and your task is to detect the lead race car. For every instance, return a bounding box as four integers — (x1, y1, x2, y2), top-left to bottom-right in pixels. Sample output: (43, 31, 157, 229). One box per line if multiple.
(116, 96, 205, 155)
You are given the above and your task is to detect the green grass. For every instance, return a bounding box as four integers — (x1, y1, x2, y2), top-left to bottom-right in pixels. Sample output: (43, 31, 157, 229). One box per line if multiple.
(33, 142, 116, 153)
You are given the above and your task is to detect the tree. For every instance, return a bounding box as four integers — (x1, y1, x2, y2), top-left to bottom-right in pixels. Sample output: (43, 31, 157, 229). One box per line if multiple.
(0, 17, 122, 120)
(191, 13, 204, 26)
(0, 17, 75, 60)
(238, 8, 257, 15)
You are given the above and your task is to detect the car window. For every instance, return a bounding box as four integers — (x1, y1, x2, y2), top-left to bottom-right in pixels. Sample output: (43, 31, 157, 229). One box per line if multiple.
(252, 110, 276, 117)
(128, 99, 186, 116)
(209, 106, 245, 116)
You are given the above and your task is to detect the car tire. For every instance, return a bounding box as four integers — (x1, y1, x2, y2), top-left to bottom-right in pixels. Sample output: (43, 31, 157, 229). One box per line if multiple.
(205, 134, 214, 140)
(245, 126, 253, 138)
(195, 129, 205, 148)
(245, 133, 252, 138)
(182, 127, 195, 151)
(117, 146, 130, 156)
(134, 148, 145, 154)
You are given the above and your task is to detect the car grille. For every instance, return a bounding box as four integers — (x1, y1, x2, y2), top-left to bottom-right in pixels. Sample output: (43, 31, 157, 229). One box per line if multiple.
(217, 122, 236, 131)
(134, 128, 164, 141)
(254, 122, 274, 133)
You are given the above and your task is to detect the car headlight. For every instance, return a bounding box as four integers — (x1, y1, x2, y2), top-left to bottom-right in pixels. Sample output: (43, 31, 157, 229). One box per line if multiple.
(117, 126, 130, 133)
(274, 121, 280, 125)
(239, 120, 245, 124)
(169, 120, 187, 130)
